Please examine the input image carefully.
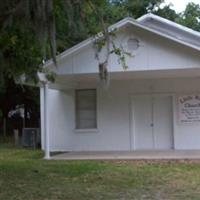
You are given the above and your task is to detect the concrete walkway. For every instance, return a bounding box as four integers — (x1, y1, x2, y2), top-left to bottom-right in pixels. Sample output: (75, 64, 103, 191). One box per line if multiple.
(51, 150, 200, 160)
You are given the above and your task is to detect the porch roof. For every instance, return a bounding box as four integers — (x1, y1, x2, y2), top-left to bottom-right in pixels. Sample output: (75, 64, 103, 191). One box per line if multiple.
(50, 68, 200, 90)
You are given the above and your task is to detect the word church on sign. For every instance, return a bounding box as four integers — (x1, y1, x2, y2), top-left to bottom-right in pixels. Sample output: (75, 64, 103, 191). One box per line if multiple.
(178, 95, 200, 124)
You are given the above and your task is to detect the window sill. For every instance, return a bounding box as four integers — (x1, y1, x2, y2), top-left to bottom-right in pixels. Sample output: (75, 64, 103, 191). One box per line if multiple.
(74, 129, 99, 133)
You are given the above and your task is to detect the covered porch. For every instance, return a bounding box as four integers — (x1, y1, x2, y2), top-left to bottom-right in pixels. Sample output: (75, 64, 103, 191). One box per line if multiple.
(41, 68, 200, 159)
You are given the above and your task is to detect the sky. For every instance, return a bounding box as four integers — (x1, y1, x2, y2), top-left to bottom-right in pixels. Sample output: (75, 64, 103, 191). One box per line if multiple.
(163, 0, 200, 12)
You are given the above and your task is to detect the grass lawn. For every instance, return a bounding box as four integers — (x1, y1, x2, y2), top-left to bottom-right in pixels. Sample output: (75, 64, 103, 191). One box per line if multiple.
(1, 146, 200, 199)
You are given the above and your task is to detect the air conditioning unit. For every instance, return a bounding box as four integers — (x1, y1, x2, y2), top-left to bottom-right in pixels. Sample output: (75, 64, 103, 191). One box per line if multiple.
(22, 128, 40, 148)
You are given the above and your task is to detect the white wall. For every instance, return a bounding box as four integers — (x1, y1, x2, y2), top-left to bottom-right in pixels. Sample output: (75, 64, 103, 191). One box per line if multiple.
(47, 89, 75, 151)
(46, 77, 200, 151)
(52, 26, 200, 76)
(47, 85, 131, 151)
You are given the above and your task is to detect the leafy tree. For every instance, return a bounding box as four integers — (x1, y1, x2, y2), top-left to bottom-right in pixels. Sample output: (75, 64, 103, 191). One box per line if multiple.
(177, 3, 200, 31)
(121, 0, 164, 18)
(154, 4, 179, 21)
(0, 0, 119, 134)
(0, 0, 84, 135)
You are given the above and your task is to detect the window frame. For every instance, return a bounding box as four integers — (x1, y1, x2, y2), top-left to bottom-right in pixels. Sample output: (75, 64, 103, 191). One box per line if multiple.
(75, 89, 98, 132)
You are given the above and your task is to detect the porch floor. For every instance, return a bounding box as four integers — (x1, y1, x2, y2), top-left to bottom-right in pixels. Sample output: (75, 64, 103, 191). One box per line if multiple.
(51, 150, 200, 160)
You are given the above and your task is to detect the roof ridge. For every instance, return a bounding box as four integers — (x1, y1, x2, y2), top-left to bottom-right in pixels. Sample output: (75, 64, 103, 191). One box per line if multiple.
(137, 13, 200, 38)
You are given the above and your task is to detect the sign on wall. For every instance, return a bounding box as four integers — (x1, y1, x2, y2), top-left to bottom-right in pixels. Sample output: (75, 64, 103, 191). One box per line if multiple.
(178, 95, 200, 124)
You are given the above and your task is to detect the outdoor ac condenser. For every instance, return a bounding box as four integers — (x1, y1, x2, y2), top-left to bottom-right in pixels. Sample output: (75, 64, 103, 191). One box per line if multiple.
(22, 128, 40, 148)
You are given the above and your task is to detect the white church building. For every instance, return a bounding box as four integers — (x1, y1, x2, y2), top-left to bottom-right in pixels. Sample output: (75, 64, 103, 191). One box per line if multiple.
(40, 14, 200, 158)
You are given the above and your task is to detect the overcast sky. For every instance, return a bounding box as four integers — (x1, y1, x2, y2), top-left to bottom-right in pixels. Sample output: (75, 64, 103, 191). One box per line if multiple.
(163, 0, 200, 12)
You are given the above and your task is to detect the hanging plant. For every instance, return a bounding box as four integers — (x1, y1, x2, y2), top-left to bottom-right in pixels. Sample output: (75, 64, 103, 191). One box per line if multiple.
(93, 29, 132, 86)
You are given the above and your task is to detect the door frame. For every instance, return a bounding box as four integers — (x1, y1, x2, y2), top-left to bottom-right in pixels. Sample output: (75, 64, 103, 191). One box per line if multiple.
(129, 93, 175, 151)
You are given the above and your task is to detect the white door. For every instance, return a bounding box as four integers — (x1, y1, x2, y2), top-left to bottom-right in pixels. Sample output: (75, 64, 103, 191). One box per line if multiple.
(133, 96, 154, 150)
(153, 96, 173, 149)
(133, 95, 173, 150)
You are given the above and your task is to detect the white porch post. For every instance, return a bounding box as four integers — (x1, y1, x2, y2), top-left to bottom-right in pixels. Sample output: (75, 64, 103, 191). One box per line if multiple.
(40, 87, 45, 150)
(43, 83, 50, 159)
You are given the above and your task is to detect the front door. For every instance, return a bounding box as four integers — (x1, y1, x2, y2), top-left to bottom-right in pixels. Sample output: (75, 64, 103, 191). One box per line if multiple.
(132, 95, 173, 150)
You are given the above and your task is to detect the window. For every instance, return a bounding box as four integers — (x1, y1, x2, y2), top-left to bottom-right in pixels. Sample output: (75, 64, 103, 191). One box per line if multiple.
(75, 89, 97, 129)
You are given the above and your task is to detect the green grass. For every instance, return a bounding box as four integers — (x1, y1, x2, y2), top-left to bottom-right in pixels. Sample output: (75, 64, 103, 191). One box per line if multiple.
(1, 146, 200, 199)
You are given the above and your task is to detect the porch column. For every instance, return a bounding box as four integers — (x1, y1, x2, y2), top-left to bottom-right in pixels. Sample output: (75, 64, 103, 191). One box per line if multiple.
(43, 83, 50, 159)
(40, 86, 45, 150)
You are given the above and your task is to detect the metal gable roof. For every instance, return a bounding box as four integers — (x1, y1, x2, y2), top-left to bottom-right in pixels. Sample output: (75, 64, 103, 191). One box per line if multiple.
(45, 14, 200, 68)
(138, 13, 200, 48)
(138, 13, 200, 38)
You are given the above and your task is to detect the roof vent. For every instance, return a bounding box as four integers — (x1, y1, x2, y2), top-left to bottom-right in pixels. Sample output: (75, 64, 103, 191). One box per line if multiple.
(127, 38, 140, 51)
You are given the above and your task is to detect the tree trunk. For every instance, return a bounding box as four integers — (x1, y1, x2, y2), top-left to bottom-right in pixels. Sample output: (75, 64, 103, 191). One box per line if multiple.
(3, 117, 6, 136)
